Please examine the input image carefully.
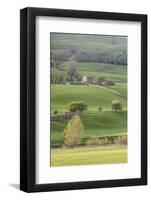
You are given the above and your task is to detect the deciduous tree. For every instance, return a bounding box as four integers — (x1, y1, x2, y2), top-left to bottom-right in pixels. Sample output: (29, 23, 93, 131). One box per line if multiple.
(112, 100, 122, 112)
(68, 101, 88, 114)
(63, 115, 84, 148)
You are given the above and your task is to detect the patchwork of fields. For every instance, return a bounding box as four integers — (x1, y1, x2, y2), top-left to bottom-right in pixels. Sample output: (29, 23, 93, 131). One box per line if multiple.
(51, 84, 127, 147)
(50, 33, 127, 166)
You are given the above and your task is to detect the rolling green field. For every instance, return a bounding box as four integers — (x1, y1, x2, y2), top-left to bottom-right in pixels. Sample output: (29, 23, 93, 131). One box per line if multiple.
(51, 112, 127, 147)
(109, 83, 127, 96)
(51, 145, 128, 166)
(51, 84, 127, 147)
(78, 62, 127, 74)
(51, 84, 127, 111)
(50, 33, 127, 167)
(57, 62, 127, 83)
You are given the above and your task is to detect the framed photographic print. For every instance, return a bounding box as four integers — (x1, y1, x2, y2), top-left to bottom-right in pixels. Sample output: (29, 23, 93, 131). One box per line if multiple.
(20, 7, 147, 192)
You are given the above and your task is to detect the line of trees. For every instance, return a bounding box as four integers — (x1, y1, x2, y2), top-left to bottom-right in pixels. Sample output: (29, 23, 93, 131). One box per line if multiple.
(51, 50, 127, 66)
(52, 99, 122, 117)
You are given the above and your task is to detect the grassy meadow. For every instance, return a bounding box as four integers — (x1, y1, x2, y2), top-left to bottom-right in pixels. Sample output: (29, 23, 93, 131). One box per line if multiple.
(109, 83, 127, 96)
(51, 84, 127, 111)
(50, 33, 127, 166)
(51, 145, 128, 166)
(51, 84, 127, 147)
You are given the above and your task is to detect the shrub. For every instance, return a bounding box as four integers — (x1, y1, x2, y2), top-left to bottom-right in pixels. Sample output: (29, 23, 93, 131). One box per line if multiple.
(86, 138, 101, 146)
(86, 137, 111, 146)
(63, 115, 84, 148)
(53, 110, 58, 115)
(115, 135, 127, 145)
(99, 138, 111, 145)
(98, 106, 102, 112)
(112, 100, 122, 112)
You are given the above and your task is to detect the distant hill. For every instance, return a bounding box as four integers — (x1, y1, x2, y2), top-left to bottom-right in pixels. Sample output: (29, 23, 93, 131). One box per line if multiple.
(50, 33, 127, 83)
(50, 33, 127, 55)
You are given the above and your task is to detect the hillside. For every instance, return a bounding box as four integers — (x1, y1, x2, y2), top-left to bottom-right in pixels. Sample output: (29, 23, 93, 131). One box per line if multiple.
(50, 33, 127, 55)
(60, 62, 127, 82)
(50, 33, 127, 84)
(51, 84, 127, 147)
(51, 84, 127, 111)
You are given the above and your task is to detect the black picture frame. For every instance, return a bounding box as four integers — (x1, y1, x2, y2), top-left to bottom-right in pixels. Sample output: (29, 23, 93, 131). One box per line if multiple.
(20, 7, 147, 193)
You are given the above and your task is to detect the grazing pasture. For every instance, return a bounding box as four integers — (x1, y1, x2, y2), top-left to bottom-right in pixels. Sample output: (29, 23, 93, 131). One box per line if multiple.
(51, 111, 127, 147)
(51, 84, 127, 111)
(109, 83, 127, 97)
(51, 84, 127, 147)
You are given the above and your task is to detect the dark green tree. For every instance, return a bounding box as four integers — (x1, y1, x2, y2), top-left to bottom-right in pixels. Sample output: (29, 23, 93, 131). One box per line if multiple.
(112, 100, 122, 112)
(68, 101, 88, 114)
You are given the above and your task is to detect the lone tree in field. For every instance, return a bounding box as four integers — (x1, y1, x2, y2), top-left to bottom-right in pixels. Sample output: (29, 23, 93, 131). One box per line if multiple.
(96, 76, 105, 86)
(68, 101, 88, 114)
(112, 100, 122, 112)
(63, 115, 84, 148)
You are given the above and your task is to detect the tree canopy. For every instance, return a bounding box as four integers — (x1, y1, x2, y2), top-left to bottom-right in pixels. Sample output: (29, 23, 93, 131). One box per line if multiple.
(112, 100, 122, 112)
(63, 115, 84, 148)
(68, 101, 88, 113)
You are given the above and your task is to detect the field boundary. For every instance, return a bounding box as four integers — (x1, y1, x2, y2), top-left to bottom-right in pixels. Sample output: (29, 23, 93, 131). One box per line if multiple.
(51, 111, 81, 121)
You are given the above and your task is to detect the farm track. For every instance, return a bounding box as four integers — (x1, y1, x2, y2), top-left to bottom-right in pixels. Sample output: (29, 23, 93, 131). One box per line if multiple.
(90, 84, 127, 100)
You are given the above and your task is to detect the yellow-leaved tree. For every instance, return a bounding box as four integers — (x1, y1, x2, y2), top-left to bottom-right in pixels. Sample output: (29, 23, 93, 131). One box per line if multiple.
(63, 115, 84, 148)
